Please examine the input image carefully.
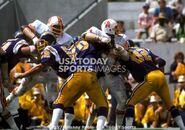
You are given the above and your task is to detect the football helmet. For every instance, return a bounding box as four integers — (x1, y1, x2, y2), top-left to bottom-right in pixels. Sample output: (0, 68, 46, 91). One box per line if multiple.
(36, 32, 56, 54)
(101, 19, 118, 35)
(47, 16, 64, 36)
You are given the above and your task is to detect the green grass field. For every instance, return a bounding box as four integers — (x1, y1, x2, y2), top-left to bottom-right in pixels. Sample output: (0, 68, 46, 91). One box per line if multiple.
(13, 126, 180, 130)
(26, 128, 180, 130)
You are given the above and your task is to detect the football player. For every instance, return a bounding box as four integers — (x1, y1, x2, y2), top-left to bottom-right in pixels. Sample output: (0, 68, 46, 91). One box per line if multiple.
(119, 43, 185, 130)
(21, 16, 72, 46)
(13, 33, 127, 130)
(1, 33, 36, 74)
(21, 16, 73, 107)
(83, 19, 129, 130)
(5, 32, 56, 102)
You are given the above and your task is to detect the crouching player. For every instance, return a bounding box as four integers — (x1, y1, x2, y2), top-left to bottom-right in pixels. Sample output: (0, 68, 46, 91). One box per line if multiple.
(118, 41, 185, 130)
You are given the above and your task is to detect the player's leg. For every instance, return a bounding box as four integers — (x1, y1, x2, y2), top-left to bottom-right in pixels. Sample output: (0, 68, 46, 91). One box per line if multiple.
(85, 76, 107, 130)
(156, 71, 185, 130)
(125, 79, 154, 130)
(49, 73, 86, 130)
(53, 76, 74, 130)
(86, 73, 108, 130)
(108, 75, 127, 130)
(63, 106, 74, 130)
(1, 108, 19, 130)
(85, 104, 97, 130)
(48, 74, 74, 129)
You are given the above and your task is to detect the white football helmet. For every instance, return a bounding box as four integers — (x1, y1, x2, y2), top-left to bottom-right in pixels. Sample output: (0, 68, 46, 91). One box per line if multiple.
(101, 19, 118, 35)
(47, 16, 64, 36)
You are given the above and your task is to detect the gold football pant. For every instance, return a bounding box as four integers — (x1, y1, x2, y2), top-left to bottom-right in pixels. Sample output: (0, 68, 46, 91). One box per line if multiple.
(127, 70, 173, 109)
(54, 72, 108, 109)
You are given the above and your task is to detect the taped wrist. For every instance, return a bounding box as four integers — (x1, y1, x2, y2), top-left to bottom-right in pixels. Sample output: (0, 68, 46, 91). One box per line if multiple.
(32, 37, 39, 45)
(29, 45, 36, 53)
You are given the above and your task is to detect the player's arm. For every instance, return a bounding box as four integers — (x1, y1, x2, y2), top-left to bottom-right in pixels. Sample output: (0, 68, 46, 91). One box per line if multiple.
(113, 43, 129, 61)
(21, 21, 39, 45)
(151, 55, 166, 68)
(15, 48, 52, 79)
(82, 32, 111, 44)
(21, 25, 39, 45)
(20, 45, 37, 55)
(149, 49, 166, 72)
(15, 63, 46, 79)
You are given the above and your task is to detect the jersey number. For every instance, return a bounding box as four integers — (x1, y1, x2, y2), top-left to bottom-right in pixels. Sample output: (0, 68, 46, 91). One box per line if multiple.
(66, 41, 89, 60)
(129, 48, 152, 64)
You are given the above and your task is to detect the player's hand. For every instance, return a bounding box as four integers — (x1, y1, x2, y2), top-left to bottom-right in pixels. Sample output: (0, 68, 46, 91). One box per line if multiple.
(14, 73, 24, 79)
(114, 44, 129, 60)
(99, 36, 111, 44)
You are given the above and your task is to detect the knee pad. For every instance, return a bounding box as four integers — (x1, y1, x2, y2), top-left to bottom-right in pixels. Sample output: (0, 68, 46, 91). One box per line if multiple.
(169, 105, 180, 118)
(116, 109, 125, 115)
(125, 105, 134, 117)
(116, 103, 126, 112)
(53, 104, 64, 109)
(64, 107, 74, 114)
(97, 107, 108, 117)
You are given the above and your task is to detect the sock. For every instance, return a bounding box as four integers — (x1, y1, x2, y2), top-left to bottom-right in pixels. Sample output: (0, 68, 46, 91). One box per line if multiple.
(174, 116, 185, 130)
(125, 117, 134, 130)
(96, 116, 106, 130)
(85, 113, 96, 130)
(115, 113, 124, 130)
(169, 106, 185, 130)
(6, 115, 19, 130)
(125, 105, 134, 130)
(49, 108, 63, 127)
(63, 113, 74, 130)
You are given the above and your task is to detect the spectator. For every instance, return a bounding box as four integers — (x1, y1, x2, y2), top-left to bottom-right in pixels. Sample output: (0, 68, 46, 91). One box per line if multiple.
(141, 95, 159, 128)
(169, 52, 185, 83)
(134, 100, 148, 127)
(19, 85, 49, 127)
(116, 20, 126, 34)
(136, 3, 153, 39)
(172, 53, 185, 81)
(173, 76, 185, 107)
(168, 0, 184, 14)
(154, 0, 173, 23)
(150, 12, 173, 42)
(152, 101, 171, 128)
(29, 86, 48, 126)
(146, 0, 159, 15)
(173, 14, 185, 44)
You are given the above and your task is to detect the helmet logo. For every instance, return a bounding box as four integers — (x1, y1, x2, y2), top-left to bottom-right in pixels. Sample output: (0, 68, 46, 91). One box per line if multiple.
(105, 21, 111, 28)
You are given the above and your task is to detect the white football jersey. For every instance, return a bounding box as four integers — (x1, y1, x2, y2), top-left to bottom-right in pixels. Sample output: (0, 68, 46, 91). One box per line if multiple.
(86, 26, 109, 38)
(30, 20, 73, 46)
(114, 33, 128, 45)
